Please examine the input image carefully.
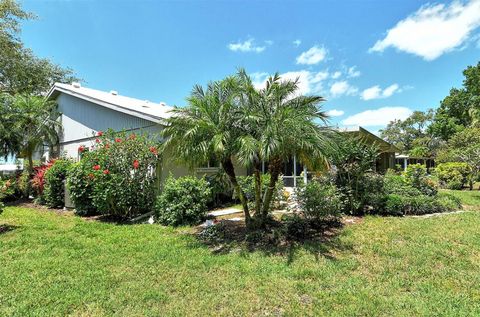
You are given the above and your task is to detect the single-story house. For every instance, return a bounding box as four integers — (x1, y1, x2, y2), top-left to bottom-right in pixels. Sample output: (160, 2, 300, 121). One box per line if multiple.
(395, 154, 435, 171)
(40, 83, 398, 188)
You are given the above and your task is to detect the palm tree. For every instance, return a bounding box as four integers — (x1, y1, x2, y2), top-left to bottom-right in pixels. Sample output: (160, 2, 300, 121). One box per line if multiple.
(237, 69, 337, 223)
(160, 77, 253, 225)
(0, 94, 60, 194)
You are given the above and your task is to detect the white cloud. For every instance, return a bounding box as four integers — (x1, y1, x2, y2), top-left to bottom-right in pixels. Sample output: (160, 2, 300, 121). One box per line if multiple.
(331, 71, 342, 79)
(296, 45, 327, 65)
(251, 70, 329, 95)
(228, 38, 266, 53)
(347, 66, 361, 78)
(293, 39, 302, 47)
(370, 0, 480, 60)
(329, 81, 358, 97)
(326, 109, 345, 117)
(361, 84, 400, 100)
(342, 106, 413, 127)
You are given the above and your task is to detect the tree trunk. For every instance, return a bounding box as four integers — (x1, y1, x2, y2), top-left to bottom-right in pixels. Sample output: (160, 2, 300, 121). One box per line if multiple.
(222, 158, 251, 227)
(261, 158, 281, 222)
(26, 153, 34, 198)
(253, 162, 262, 216)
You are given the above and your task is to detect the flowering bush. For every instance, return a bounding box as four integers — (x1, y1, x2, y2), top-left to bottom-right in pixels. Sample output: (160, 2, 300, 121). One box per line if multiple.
(43, 159, 73, 208)
(403, 164, 437, 196)
(67, 130, 161, 218)
(155, 175, 211, 226)
(31, 160, 55, 200)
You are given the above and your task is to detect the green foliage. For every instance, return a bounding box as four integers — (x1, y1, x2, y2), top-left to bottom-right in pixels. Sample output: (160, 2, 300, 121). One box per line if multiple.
(430, 62, 480, 140)
(384, 172, 422, 197)
(331, 136, 380, 214)
(0, 0, 77, 95)
(383, 194, 458, 216)
(281, 214, 309, 241)
(155, 175, 211, 226)
(67, 130, 161, 218)
(66, 160, 96, 215)
(205, 170, 234, 208)
(295, 179, 343, 222)
(435, 162, 470, 190)
(43, 159, 72, 208)
(236, 174, 284, 209)
(0, 176, 21, 202)
(403, 164, 438, 196)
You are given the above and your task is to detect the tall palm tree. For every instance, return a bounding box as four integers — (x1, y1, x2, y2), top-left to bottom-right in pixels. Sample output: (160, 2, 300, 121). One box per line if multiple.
(161, 77, 253, 225)
(237, 69, 337, 222)
(0, 94, 60, 194)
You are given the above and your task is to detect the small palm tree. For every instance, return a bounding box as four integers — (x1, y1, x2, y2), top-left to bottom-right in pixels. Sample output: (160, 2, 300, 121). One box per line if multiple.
(0, 94, 60, 194)
(237, 69, 337, 222)
(161, 77, 253, 225)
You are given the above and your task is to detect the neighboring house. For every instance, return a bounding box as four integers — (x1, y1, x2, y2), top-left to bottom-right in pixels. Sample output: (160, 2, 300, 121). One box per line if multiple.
(395, 154, 435, 171)
(339, 126, 399, 173)
(46, 83, 398, 188)
(0, 155, 23, 176)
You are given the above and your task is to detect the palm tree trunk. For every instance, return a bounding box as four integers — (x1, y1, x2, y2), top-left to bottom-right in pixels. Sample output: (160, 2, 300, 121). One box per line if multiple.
(253, 162, 262, 216)
(222, 158, 251, 227)
(261, 159, 281, 221)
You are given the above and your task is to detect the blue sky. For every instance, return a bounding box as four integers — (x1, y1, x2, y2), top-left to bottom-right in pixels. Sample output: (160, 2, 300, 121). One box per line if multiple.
(21, 0, 480, 133)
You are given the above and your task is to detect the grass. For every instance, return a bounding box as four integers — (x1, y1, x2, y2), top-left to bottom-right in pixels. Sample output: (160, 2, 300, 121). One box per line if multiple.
(441, 188, 480, 207)
(1, 195, 480, 316)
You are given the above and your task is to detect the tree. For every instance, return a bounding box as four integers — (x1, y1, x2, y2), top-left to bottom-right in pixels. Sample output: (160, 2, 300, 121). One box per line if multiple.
(0, 94, 61, 193)
(1, 0, 77, 95)
(237, 70, 336, 223)
(160, 77, 253, 226)
(437, 127, 480, 190)
(380, 110, 438, 156)
(430, 62, 480, 140)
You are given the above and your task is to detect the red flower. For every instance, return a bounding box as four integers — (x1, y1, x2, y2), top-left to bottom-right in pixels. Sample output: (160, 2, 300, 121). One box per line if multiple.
(95, 138, 100, 143)
(115, 138, 122, 143)
(133, 160, 139, 169)
(129, 134, 136, 140)
(97, 131, 103, 136)
(103, 169, 110, 175)
(104, 143, 110, 149)
(149, 146, 158, 155)
(93, 165, 101, 171)
(78, 145, 85, 153)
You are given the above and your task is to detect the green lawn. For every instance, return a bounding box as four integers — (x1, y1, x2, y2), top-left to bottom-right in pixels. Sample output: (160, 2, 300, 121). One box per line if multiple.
(442, 188, 480, 207)
(1, 193, 480, 316)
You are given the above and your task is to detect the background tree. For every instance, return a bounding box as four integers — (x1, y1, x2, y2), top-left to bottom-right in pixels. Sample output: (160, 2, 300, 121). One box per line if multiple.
(437, 127, 480, 190)
(430, 62, 480, 140)
(0, 0, 77, 95)
(0, 94, 61, 193)
(380, 110, 438, 156)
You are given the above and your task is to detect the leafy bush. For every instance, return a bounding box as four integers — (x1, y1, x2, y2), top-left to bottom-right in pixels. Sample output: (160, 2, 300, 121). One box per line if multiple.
(295, 179, 343, 222)
(155, 176, 211, 226)
(403, 164, 437, 196)
(43, 159, 73, 208)
(236, 174, 284, 208)
(205, 170, 234, 208)
(435, 162, 470, 190)
(384, 172, 422, 197)
(0, 177, 22, 202)
(281, 214, 309, 241)
(67, 130, 161, 218)
(383, 193, 459, 216)
(436, 192, 462, 211)
(0, 201, 3, 215)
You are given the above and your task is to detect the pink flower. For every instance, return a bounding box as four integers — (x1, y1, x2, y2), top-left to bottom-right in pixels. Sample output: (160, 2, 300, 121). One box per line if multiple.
(97, 131, 103, 136)
(103, 169, 110, 175)
(149, 146, 158, 155)
(133, 160, 139, 169)
(115, 138, 122, 143)
(93, 165, 101, 171)
(95, 138, 100, 143)
(78, 145, 85, 153)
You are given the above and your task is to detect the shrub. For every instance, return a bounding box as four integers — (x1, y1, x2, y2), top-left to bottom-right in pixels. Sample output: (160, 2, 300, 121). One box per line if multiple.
(155, 176, 211, 226)
(66, 161, 96, 215)
(281, 214, 309, 241)
(67, 130, 161, 218)
(43, 159, 73, 208)
(31, 160, 55, 202)
(0, 201, 3, 215)
(435, 162, 470, 190)
(436, 192, 462, 211)
(383, 194, 458, 216)
(403, 164, 437, 196)
(0, 177, 22, 202)
(384, 172, 422, 197)
(205, 170, 234, 208)
(295, 179, 343, 222)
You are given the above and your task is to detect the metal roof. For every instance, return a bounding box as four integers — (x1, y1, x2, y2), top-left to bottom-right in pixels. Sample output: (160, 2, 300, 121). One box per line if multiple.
(46, 83, 175, 124)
